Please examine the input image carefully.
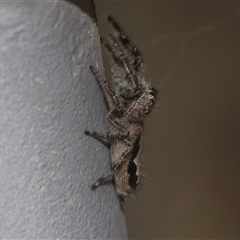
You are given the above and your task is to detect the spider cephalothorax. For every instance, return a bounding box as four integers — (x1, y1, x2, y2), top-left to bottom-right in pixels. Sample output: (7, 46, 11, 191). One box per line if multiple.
(85, 16, 157, 202)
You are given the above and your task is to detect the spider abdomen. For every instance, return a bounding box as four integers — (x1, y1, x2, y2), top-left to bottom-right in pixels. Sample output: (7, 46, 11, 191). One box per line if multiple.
(110, 125, 142, 200)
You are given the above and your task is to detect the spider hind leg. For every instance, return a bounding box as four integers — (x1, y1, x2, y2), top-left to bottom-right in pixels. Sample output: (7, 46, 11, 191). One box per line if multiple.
(91, 149, 130, 190)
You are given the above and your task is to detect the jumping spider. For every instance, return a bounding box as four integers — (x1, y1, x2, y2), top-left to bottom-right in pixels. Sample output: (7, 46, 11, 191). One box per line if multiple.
(85, 16, 156, 202)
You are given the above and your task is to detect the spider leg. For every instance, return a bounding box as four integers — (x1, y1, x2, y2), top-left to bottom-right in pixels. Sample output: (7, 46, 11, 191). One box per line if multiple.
(107, 114, 134, 146)
(101, 36, 141, 97)
(91, 149, 131, 190)
(85, 131, 110, 148)
(85, 130, 127, 141)
(90, 66, 121, 111)
(108, 15, 143, 71)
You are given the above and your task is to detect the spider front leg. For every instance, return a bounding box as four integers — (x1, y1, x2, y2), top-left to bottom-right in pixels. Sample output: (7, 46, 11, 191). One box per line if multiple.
(101, 36, 141, 97)
(90, 66, 122, 114)
(108, 15, 143, 71)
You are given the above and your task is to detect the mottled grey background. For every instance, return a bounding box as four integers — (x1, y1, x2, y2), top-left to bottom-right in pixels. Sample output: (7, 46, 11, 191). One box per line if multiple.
(95, 2, 240, 239)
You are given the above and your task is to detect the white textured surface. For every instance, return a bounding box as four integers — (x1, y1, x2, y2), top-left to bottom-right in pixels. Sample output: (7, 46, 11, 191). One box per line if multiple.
(0, 1, 127, 238)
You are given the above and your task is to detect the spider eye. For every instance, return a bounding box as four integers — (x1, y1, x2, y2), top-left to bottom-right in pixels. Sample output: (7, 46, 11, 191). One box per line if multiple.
(149, 87, 157, 97)
(149, 88, 156, 105)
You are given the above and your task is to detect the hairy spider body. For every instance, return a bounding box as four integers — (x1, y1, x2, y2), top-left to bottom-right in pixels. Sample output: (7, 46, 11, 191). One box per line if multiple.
(85, 16, 156, 202)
